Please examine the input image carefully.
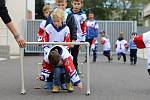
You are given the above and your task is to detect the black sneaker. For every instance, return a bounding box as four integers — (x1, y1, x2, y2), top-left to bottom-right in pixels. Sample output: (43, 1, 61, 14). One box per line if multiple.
(93, 59, 96, 62)
(147, 69, 150, 75)
(118, 56, 121, 60)
(83, 59, 87, 63)
(130, 62, 133, 65)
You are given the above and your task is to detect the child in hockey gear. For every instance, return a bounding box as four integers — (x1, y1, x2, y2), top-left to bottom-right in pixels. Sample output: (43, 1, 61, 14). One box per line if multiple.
(129, 32, 137, 65)
(37, 45, 82, 93)
(66, 0, 87, 74)
(85, 11, 99, 62)
(37, 5, 53, 89)
(45, 8, 71, 48)
(37, 5, 52, 43)
(133, 31, 150, 75)
(100, 31, 113, 62)
(56, 0, 77, 43)
(55, 0, 78, 90)
(115, 32, 128, 63)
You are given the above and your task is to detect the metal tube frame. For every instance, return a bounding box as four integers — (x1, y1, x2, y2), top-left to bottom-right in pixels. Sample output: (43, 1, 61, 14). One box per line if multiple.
(20, 42, 90, 95)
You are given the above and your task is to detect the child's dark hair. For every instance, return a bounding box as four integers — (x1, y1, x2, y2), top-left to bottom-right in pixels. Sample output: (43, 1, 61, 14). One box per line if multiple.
(88, 10, 94, 15)
(48, 50, 61, 65)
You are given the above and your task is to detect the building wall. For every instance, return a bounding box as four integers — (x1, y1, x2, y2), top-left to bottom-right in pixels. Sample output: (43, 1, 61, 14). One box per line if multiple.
(143, 4, 150, 27)
(27, 0, 35, 19)
(0, 0, 26, 55)
(144, 17, 150, 27)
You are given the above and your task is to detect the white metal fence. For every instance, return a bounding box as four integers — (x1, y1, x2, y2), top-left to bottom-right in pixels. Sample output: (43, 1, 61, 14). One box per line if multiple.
(97, 21, 137, 51)
(25, 20, 137, 53)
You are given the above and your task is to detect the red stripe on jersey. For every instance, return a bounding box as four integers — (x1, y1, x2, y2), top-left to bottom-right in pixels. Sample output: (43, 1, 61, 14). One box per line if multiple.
(38, 28, 44, 36)
(42, 60, 54, 73)
(81, 21, 87, 35)
(64, 33, 71, 48)
(63, 56, 75, 75)
(100, 39, 106, 44)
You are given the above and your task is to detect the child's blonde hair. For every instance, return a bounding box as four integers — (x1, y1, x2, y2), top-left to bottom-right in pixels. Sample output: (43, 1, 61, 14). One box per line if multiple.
(42, 5, 52, 13)
(51, 8, 65, 21)
(119, 32, 124, 37)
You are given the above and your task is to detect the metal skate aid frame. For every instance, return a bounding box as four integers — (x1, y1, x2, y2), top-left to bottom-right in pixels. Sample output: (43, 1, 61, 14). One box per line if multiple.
(20, 42, 90, 95)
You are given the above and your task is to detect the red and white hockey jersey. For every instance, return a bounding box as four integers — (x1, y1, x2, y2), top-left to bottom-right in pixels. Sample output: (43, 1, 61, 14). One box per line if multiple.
(100, 37, 111, 51)
(37, 20, 47, 42)
(42, 45, 81, 85)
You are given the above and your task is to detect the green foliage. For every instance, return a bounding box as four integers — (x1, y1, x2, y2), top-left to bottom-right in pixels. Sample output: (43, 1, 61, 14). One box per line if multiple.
(35, 0, 150, 22)
(35, 0, 45, 19)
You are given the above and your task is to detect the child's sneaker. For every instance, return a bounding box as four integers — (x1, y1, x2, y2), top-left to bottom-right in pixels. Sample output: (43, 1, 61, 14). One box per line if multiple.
(61, 83, 67, 90)
(83, 59, 87, 63)
(130, 62, 133, 65)
(108, 56, 113, 62)
(76, 66, 81, 75)
(66, 83, 74, 92)
(51, 85, 60, 93)
(118, 55, 121, 60)
(93, 59, 96, 62)
(44, 82, 53, 89)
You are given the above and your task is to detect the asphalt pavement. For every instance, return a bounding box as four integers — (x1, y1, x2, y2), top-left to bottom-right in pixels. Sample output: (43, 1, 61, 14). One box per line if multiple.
(0, 55, 150, 100)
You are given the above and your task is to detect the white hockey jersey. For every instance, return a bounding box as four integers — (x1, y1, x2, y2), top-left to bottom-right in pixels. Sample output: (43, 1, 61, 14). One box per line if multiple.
(101, 37, 111, 51)
(116, 39, 128, 54)
(45, 23, 70, 42)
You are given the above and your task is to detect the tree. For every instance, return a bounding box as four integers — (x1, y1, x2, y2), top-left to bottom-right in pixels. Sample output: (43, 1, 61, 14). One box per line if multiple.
(115, 0, 149, 25)
(49, 0, 150, 21)
(35, 0, 45, 19)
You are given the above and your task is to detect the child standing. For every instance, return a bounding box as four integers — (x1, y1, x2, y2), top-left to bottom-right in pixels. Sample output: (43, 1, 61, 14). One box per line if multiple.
(37, 5, 52, 42)
(100, 30, 113, 62)
(66, 0, 87, 74)
(45, 8, 70, 46)
(129, 32, 137, 65)
(115, 32, 128, 63)
(37, 5, 53, 89)
(85, 11, 99, 62)
(55, 0, 77, 43)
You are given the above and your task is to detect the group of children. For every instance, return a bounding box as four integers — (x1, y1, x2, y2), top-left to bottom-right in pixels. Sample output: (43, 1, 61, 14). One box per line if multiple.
(36, 0, 88, 93)
(35, 0, 140, 93)
(100, 31, 138, 65)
